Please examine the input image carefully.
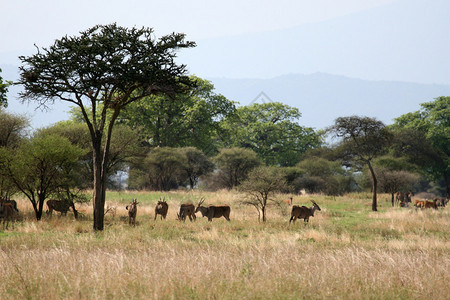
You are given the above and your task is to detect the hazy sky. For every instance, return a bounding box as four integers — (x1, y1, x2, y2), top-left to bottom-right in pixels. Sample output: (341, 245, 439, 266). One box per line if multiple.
(2, 0, 448, 129)
(1, 0, 396, 54)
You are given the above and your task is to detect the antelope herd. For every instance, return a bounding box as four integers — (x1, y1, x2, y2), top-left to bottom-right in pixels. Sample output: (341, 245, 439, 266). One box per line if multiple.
(0, 192, 448, 230)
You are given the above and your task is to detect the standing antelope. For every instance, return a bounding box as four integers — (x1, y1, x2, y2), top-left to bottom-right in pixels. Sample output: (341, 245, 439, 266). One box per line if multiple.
(289, 200, 321, 224)
(126, 199, 138, 226)
(0, 200, 17, 230)
(46, 199, 78, 219)
(177, 203, 196, 222)
(195, 198, 231, 222)
(154, 197, 169, 220)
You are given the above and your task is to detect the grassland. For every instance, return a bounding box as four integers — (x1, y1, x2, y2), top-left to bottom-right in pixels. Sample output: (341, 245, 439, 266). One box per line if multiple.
(0, 190, 449, 299)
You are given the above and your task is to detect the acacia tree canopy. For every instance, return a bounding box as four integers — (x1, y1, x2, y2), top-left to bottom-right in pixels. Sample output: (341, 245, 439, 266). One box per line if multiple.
(18, 24, 195, 230)
(329, 116, 392, 211)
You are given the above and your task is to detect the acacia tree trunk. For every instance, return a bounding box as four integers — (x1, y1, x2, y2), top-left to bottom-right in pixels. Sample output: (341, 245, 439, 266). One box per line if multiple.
(92, 143, 105, 231)
(391, 192, 395, 207)
(368, 161, 378, 212)
(92, 110, 120, 231)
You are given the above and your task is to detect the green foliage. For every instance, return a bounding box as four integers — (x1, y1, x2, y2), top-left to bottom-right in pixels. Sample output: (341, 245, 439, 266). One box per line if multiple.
(177, 147, 214, 189)
(220, 102, 321, 166)
(128, 146, 213, 191)
(0, 68, 12, 108)
(143, 147, 186, 191)
(330, 116, 392, 166)
(295, 157, 354, 195)
(121, 76, 236, 154)
(3, 134, 86, 220)
(0, 110, 29, 148)
(213, 147, 261, 189)
(239, 166, 288, 222)
(329, 116, 392, 211)
(392, 96, 449, 196)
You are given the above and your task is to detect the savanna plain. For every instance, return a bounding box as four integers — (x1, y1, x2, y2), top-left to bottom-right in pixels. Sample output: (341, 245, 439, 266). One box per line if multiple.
(0, 190, 448, 300)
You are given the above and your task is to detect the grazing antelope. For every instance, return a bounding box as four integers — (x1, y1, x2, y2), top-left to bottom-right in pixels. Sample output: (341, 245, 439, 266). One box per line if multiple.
(46, 199, 78, 219)
(0, 201, 17, 230)
(154, 197, 169, 220)
(126, 199, 138, 226)
(289, 200, 321, 224)
(177, 203, 196, 222)
(414, 200, 425, 209)
(395, 192, 412, 207)
(435, 198, 448, 208)
(423, 199, 438, 210)
(195, 198, 231, 222)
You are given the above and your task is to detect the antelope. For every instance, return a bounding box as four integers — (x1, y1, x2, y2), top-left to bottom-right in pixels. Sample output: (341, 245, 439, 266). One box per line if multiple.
(46, 199, 78, 219)
(0, 196, 19, 212)
(395, 192, 412, 207)
(154, 197, 169, 220)
(195, 198, 231, 222)
(289, 200, 321, 224)
(177, 203, 196, 222)
(284, 196, 293, 206)
(435, 198, 448, 208)
(414, 200, 425, 209)
(0, 201, 17, 230)
(423, 199, 438, 210)
(126, 199, 138, 226)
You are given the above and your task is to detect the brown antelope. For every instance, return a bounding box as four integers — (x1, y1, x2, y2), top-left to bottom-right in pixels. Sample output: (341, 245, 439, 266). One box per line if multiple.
(46, 199, 78, 219)
(395, 192, 412, 207)
(284, 196, 293, 206)
(126, 199, 138, 226)
(0, 201, 17, 230)
(177, 203, 196, 222)
(289, 200, 321, 224)
(154, 197, 169, 220)
(435, 198, 448, 208)
(195, 198, 231, 222)
(414, 200, 425, 209)
(0, 196, 19, 213)
(423, 199, 438, 210)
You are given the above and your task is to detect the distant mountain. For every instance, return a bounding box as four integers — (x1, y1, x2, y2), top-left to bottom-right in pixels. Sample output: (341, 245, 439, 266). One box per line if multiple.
(3, 63, 449, 131)
(208, 73, 450, 129)
(180, 0, 450, 85)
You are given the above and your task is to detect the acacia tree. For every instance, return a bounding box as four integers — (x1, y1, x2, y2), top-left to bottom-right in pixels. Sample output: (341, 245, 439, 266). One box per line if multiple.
(239, 166, 287, 222)
(329, 116, 392, 211)
(18, 24, 195, 230)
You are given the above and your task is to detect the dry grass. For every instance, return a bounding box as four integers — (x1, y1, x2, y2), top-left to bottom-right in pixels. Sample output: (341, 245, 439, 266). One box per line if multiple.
(0, 191, 448, 299)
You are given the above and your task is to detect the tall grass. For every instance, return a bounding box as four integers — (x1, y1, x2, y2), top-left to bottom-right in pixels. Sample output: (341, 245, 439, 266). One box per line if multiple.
(0, 191, 448, 299)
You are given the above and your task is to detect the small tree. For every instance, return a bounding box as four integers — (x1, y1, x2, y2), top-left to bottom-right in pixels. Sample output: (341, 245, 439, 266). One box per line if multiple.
(329, 116, 392, 211)
(239, 166, 287, 222)
(2, 135, 85, 220)
(19, 24, 195, 230)
(214, 147, 260, 189)
(144, 147, 186, 191)
(177, 147, 214, 189)
(376, 168, 419, 206)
